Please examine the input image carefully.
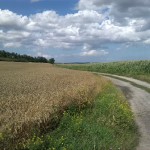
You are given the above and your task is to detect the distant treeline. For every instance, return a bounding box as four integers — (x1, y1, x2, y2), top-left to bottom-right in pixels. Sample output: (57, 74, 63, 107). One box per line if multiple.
(0, 50, 55, 64)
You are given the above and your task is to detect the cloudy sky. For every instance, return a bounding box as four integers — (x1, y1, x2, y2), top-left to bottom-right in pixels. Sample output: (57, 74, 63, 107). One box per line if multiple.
(0, 0, 150, 63)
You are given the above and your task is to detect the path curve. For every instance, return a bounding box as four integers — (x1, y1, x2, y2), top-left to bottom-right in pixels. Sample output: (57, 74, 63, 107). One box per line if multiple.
(100, 74, 150, 150)
(99, 73, 150, 89)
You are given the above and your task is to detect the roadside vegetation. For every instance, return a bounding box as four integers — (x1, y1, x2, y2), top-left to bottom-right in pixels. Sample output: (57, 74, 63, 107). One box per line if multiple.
(0, 62, 138, 149)
(24, 83, 138, 150)
(59, 60, 150, 83)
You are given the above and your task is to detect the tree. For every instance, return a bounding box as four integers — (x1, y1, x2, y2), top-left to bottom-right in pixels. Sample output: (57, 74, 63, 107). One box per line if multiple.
(36, 56, 48, 63)
(49, 58, 55, 64)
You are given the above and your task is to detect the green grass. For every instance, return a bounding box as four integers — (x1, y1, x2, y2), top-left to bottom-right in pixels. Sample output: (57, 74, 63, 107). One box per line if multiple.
(23, 83, 138, 150)
(58, 60, 150, 83)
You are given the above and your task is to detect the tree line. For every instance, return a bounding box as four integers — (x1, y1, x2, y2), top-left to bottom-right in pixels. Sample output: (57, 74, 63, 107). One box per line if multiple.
(0, 50, 55, 64)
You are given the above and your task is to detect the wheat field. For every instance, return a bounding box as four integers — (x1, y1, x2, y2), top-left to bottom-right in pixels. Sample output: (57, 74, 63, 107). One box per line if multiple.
(0, 61, 107, 148)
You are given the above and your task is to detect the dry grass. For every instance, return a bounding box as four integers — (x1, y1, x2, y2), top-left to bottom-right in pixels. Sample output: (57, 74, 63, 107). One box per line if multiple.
(0, 61, 107, 148)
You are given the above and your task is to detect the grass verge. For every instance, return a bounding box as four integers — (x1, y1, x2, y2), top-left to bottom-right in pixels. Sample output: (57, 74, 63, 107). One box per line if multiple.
(23, 83, 138, 150)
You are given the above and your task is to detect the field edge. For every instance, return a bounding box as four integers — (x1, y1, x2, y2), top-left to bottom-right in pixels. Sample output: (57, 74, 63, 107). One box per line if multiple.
(23, 83, 139, 150)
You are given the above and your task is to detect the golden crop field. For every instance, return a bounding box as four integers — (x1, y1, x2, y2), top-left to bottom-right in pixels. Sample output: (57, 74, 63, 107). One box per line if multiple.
(0, 61, 107, 148)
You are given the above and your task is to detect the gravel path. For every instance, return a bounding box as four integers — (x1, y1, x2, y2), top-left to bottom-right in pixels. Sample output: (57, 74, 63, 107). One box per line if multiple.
(101, 75, 150, 150)
(100, 73, 150, 89)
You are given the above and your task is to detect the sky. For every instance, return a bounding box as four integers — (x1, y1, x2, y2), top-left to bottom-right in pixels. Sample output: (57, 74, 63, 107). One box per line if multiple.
(0, 0, 150, 63)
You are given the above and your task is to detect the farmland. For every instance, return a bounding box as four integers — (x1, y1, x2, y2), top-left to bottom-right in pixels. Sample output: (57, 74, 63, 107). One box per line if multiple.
(0, 62, 138, 149)
(59, 60, 150, 83)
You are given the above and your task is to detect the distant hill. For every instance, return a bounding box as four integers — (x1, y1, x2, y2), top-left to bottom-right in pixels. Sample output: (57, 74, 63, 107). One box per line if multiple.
(62, 62, 91, 64)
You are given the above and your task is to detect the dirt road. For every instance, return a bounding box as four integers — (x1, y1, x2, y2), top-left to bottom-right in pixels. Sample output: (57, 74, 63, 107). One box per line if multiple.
(102, 75, 150, 150)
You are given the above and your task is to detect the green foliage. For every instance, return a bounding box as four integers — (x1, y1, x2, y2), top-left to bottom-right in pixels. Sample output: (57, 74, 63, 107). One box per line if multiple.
(0, 50, 55, 63)
(23, 84, 138, 150)
(0, 133, 4, 141)
(59, 60, 150, 83)
(48, 58, 55, 64)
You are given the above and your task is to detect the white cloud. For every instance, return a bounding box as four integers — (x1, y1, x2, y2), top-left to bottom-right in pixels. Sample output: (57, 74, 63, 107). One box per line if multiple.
(144, 39, 150, 44)
(3, 42, 21, 48)
(77, 0, 99, 11)
(0, 7, 149, 58)
(80, 50, 108, 56)
(31, 0, 42, 3)
(77, 0, 150, 29)
(0, 9, 28, 30)
(37, 52, 51, 58)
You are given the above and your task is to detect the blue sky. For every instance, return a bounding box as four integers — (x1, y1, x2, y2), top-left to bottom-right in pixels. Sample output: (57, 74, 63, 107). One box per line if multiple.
(0, 0, 150, 62)
(0, 0, 78, 15)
